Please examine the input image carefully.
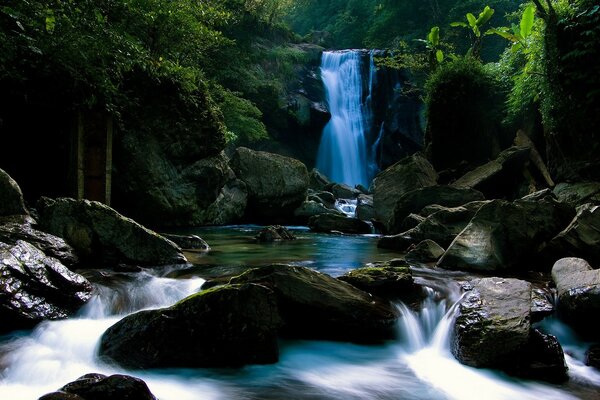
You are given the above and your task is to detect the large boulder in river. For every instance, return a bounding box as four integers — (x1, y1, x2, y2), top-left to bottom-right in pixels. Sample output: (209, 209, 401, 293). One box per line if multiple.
(0, 167, 28, 216)
(551, 257, 600, 337)
(387, 186, 484, 234)
(338, 259, 416, 300)
(231, 147, 309, 222)
(546, 204, 600, 266)
(0, 240, 92, 333)
(37, 198, 186, 267)
(373, 154, 437, 231)
(0, 215, 79, 267)
(230, 265, 399, 343)
(438, 191, 575, 272)
(99, 283, 282, 369)
(308, 214, 372, 234)
(39, 373, 157, 400)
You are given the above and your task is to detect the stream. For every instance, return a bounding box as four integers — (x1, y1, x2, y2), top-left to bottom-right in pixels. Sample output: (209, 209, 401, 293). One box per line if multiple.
(1, 226, 600, 399)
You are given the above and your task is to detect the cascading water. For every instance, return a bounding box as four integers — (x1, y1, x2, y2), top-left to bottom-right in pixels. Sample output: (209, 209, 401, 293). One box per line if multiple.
(316, 51, 370, 188)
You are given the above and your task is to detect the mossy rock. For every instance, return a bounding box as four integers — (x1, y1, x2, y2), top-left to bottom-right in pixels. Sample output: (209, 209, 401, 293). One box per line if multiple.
(338, 259, 416, 300)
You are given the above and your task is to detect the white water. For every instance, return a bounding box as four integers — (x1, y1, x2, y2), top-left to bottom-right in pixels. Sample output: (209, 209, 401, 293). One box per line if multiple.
(0, 269, 596, 400)
(334, 198, 357, 217)
(316, 51, 370, 187)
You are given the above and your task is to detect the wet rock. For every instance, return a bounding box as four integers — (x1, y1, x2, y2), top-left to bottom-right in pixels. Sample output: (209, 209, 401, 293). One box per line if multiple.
(452, 146, 531, 199)
(294, 200, 342, 222)
(191, 176, 247, 226)
(161, 234, 210, 252)
(405, 240, 445, 263)
(309, 168, 331, 191)
(338, 259, 415, 300)
(438, 192, 574, 272)
(531, 288, 554, 323)
(551, 257, 600, 336)
(256, 226, 296, 242)
(99, 283, 282, 369)
(0, 215, 79, 267)
(373, 154, 438, 232)
(231, 147, 309, 222)
(513, 329, 568, 383)
(356, 194, 375, 221)
(355, 184, 370, 194)
(329, 183, 361, 199)
(388, 186, 484, 234)
(546, 204, 600, 266)
(586, 344, 600, 369)
(230, 265, 399, 343)
(553, 182, 600, 207)
(0, 240, 92, 333)
(308, 214, 372, 234)
(39, 373, 157, 400)
(308, 191, 336, 207)
(453, 277, 532, 368)
(37, 197, 187, 267)
(0, 168, 28, 216)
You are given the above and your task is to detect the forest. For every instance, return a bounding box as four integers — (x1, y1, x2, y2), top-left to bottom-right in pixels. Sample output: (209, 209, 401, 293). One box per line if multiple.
(1, 1, 600, 399)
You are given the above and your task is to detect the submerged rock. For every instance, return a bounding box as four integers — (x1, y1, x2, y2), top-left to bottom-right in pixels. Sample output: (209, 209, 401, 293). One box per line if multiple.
(39, 373, 157, 400)
(551, 257, 600, 337)
(372, 154, 438, 232)
(0, 167, 28, 216)
(230, 265, 399, 343)
(99, 283, 282, 369)
(308, 214, 372, 234)
(161, 233, 210, 252)
(230, 147, 309, 222)
(338, 259, 415, 300)
(438, 192, 574, 272)
(0, 240, 92, 333)
(405, 240, 445, 263)
(255, 225, 296, 242)
(37, 197, 186, 267)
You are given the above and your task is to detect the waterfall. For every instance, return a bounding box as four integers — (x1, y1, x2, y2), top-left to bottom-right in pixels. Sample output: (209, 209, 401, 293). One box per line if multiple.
(316, 50, 370, 188)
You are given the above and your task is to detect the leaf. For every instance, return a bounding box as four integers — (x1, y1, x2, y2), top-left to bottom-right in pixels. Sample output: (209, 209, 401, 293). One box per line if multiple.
(520, 4, 535, 39)
(436, 49, 444, 63)
(428, 26, 440, 47)
(450, 21, 468, 27)
(45, 13, 56, 34)
(476, 6, 495, 27)
(473, 24, 481, 37)
(486, 28, 520, 42)
(512, 24, 520, 36)
(467, 13, 477, 27)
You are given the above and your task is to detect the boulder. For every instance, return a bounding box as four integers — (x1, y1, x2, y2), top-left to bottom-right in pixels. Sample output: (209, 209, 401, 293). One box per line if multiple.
(328, 183, 361, 199)
(452, 278, 532, 368)
(39, 373, 157, 400)
(309, 168, 331, 191)
(230, 147, 309, 222)
(308, 214, 372, 234)
(551, 257, 600, 336)
(99, 283, 282, 369)
(438, 192, 574, 272)
(0, 215, 79, 267)
(513, 329, 568, 383)
(547, 204, 600, 266)
(37, 197, 187, 267)
(398, 214, 426, 232)
(0, 168, 28, 216)
(255, 226, 296, 242)
(405, 240, 445, 263)
(294, 200, 342, 222)
(338, 259, 416, 300)
(451, 146, 531, 199)
(378, 202, 487, 251)
(0, 240, 92, 333)
(553, 182, 600, 207)
(586, 344, 600, 369)
(161, 234, 210, 252)
(308, 191, 336, 207)
(356, 195, 375, 221)
(230, 265, 399, 343)
(372, 154, 438, 231)
(531, 288, 554, 323)
(387, 186, 484, 234)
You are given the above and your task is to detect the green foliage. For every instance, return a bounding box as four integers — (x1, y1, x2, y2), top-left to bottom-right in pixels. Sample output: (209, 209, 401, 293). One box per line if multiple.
(213, 85, 269, 144)
(451, 5, 496, 58)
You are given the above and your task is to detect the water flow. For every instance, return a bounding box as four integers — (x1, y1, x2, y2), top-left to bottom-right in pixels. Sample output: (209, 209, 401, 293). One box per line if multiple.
(316, 51, 370, 187)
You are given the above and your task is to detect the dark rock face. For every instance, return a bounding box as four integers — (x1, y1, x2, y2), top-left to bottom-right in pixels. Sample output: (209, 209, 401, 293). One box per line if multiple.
(309, 168, 331, 191)
(356, 194, 375, 221)
(551, 257, 600, 337)
(37, 197, 187, 267)
(231, 147, 309, 222)
(0, 215, 79, 267)
(0, 240, 92, 333)
(308, 214, 372, 234)
(531, 288, 554, 323)
(161, 234, 210, 252)
(338, 259, 415, 300)
(99, 284, 282, 369)
(39, 373, 157, 400)
(294, 200, 342, 222)
(438, 192, 575, 272)
(405, 240, 445, 263)
(547, 204, 600, 266)
(586, 344, 600, 369)
(372, 154, 437, 232)
(256, 226, 297, 242)
(0, 167, 28, 216)
(328, 183, 361, 199)
(515, 329, 568, 383)
(230, 265, 399, 343)
(388, 186, 484, 234)
(553, 182, 600, 207)
(453, 278, 532, 368)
